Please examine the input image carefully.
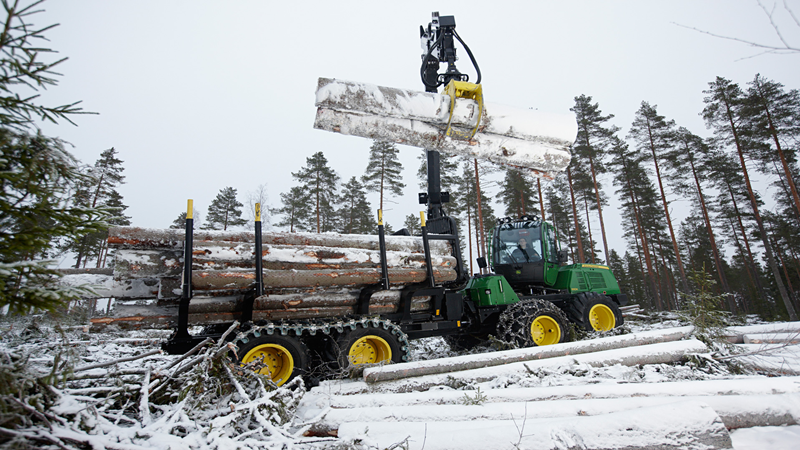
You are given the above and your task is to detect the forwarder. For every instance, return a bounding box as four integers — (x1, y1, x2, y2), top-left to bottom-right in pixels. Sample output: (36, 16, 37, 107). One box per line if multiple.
(83, 12, 627, 387)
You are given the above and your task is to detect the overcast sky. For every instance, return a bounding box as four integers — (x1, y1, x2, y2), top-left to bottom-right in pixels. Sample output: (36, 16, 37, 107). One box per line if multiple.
(31, 0, 800, 262)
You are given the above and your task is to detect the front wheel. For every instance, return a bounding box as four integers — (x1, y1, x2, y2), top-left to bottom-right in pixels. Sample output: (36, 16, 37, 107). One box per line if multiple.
(497, 299, 570, 347)
(567, 292, 624, 332)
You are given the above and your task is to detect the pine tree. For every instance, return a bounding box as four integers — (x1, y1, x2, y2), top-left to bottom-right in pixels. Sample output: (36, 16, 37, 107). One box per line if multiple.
(571, 95, 615, 264)
(294, 152, 339, 233)
(338, 177, 376, 234)
(66, 147, 127, 268)
(608, 136, 665, 309)
(362, 140, 405, 213)
(271, 186, 311, 233)
(458, 159, 495, 267)
(628, 102, 691, 294)
(742, 74, 800, 222)
(1, 1, 107, 313)
(668, 128, 733, 308)
(403, 214, 421, 235)
(703, 76, 797, 320)
(202, 187, 247, 231)
(91, 189, 130, 268)
(545, 175, 581, 263)
(498, 167, 538, 218)
(707, 149, 770, 312)
(170, 209, 200, 229)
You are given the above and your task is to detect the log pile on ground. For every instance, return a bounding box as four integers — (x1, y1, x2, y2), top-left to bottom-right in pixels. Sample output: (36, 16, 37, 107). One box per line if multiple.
(298, 325, 800, 449)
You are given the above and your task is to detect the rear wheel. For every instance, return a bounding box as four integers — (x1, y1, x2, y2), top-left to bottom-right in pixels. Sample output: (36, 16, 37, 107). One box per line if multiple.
(567, 292, 624, 332)
(335, 322, 406, 370)
(497, 299, 570, 347)
(235, 332, 308, 387)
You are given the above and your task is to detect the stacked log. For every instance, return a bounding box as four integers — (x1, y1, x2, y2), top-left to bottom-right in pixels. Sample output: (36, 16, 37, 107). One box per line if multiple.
(86, 227, 457, 328)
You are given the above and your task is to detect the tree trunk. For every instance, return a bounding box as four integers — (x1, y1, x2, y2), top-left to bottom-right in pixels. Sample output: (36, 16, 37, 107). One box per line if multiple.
(566, 166, 585, 263)
(689, 157, 734, 309)
(755, 78, 800, 221)
(722, 94, 797, 320)
(589, 157, 610, 264)
(627, 179, 662, 310)
(647, 123, 690, 294)
(583, 195, 596, 263)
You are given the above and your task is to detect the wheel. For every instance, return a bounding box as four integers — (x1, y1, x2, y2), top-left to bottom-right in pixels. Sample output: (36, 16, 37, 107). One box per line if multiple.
(497, 299, 570, 347)
(235, 331, 308, 387)
(567, 292, 624, 332)
(335, 321, 406, 370)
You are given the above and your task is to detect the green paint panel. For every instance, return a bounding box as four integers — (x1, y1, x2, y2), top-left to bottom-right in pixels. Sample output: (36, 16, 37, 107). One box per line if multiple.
(553, 264, 622, 295)
(462, 275, 521, 306)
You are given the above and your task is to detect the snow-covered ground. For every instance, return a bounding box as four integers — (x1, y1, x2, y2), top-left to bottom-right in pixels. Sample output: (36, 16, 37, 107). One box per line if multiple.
(1, 312, 799, 449)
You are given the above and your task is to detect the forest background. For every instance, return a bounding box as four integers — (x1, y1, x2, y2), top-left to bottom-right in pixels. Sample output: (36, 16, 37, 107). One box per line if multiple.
(7, 1, 800, 320)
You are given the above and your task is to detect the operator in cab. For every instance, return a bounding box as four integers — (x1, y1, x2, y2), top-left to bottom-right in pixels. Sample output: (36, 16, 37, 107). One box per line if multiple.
(512, 237, 541, 263)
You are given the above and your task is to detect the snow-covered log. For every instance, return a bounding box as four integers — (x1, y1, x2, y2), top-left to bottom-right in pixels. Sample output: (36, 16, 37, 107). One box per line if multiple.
(305, 393, 800, 435)
(313, 78, 576, 177)
(112, 247, 455, 278)
(336, 401, 733, 450)
(363, 326, 693, 383)
(742, 333, 800, 344)
(723, 322, 800, 343)
(89, 291, 437, 329)
(108, 226, 453, 253)
(190, 267, 456, 290)
(333, 339, 708, 394)
(311, 376, 800, 408)
(731, 343, 800, 375)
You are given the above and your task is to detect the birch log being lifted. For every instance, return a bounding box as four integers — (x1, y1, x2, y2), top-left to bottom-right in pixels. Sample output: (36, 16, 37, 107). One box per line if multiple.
(313, 78, 577, 177)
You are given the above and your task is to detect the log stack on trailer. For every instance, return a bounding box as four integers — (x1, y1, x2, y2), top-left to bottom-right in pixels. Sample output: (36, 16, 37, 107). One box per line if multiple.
(80, 226, 457, 329)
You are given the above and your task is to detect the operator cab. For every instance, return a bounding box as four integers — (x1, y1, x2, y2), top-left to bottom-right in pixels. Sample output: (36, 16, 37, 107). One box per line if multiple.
(491, 216, 563, 290)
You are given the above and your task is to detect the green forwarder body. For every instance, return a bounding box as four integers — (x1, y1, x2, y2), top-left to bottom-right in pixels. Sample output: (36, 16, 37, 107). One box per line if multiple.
(451, 216, 629, 344)
(464, 263, 627, 308)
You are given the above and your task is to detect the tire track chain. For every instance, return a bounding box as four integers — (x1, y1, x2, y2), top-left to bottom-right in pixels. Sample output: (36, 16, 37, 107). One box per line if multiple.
(496, 298, 568, 348)
(232, 317, 411, 362)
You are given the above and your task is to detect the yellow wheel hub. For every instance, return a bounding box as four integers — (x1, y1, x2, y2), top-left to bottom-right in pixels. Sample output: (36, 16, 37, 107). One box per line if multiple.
(348, 335, 392, 365)
(530, 316, 561, 346)
(241, 344, 294, 386)
(589, 304, 616, 331)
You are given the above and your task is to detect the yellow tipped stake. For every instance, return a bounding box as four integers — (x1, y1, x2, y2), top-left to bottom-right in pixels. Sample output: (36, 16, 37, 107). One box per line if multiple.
(253, 203, 264, 298)
(176, 199, 194, 343)
(377, 209, 390, 290)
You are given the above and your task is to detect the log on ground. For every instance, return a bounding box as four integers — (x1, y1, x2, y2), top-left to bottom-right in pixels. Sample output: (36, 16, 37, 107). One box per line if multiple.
(304, 393, 799, 436)
(336, 401, 733, 450)
(363, 326, 694, 383)
(341, 339, 708, 394)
